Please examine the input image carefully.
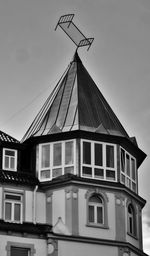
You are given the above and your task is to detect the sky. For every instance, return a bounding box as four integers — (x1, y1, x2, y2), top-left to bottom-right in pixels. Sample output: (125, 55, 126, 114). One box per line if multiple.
(0, 0, 150, 253)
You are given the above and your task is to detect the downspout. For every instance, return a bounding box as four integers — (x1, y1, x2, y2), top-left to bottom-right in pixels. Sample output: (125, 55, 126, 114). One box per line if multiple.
(33, 185, 38, 224)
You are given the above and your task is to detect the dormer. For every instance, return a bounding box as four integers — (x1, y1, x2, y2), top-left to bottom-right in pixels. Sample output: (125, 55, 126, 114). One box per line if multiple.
(0, 130, 20, 172)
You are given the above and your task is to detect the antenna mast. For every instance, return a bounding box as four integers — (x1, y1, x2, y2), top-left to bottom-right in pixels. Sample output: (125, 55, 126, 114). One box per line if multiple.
(55, 14, 94, 51)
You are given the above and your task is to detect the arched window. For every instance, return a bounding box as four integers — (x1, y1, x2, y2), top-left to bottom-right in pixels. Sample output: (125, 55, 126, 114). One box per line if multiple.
(88, 194, 104, 225)
(127, 203, 136, 237)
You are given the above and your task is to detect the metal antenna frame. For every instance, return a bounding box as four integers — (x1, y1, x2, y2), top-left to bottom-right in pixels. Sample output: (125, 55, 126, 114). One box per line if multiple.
(55, 14, 94, 51)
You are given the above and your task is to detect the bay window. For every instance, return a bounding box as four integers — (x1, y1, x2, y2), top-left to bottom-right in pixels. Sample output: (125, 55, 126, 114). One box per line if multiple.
(81, 140, 116, 181)
(120, 147, 137, 192)
(39, 140, 75, 181)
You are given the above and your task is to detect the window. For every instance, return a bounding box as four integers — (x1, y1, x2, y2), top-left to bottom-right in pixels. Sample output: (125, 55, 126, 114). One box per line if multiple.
(120, 147, 137, 192)
(4, 192, 23, 223)
(81, 140, 116, 181)
(11, 247, 30, 256)
(3, 148, 17, 171)
(88, 195, 104, 225)
(127, 203, 137, 237)
(6, 242, 35, 256)
(39, 140, 75, 181)
(86, 190, 109, 228)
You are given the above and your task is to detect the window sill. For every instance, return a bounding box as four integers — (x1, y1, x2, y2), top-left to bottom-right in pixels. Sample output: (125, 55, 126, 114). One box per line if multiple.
(3, 168, 17, 172)
(86, 223, 109, 229)
(4, 220, 22, 224)
(127, 231, 138, 240)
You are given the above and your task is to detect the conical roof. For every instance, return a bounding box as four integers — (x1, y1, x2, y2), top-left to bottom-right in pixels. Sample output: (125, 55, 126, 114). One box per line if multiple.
(22, 51, 129, 141)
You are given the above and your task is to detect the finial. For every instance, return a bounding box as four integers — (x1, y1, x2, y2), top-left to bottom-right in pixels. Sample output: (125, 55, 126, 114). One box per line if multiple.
(55, 14, 94, 51)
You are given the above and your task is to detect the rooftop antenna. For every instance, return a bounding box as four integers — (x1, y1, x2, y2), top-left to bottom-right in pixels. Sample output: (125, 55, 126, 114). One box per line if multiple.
(55, 14, 94, 51)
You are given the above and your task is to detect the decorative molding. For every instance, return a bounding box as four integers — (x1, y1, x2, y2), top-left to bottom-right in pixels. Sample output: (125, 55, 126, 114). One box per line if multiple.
(47, 238, 58, 256)
(6, 241, 36, 256)
(65, 186, 79, 235)
(118, 247, 130, 256)
(46, 192, 53, 224)
(85, 188, 109, 229)
(115, 193, 126, 241)
(49, 234, 148, 256)
(85, 188, 109, 202)
(126, 197, 137, 214)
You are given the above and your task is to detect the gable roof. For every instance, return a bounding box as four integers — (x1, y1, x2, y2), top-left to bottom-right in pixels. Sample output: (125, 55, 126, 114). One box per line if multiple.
(22, 51, 129, 141)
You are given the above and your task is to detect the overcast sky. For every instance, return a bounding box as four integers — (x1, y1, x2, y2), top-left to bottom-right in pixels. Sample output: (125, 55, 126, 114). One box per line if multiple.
(0, 0, 150, 253)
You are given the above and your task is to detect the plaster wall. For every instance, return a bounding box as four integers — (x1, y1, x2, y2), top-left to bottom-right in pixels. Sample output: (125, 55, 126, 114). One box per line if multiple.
(78, 188, 116, 239)
(0, 234, 47, 256)
(36, 192, 46, 223)
(58, 240, 118, 256)
(52, 189, 65, 225)
(25, 191, 33, 222)
(126, 234, 140, 249)
(0, 187, 2, 219)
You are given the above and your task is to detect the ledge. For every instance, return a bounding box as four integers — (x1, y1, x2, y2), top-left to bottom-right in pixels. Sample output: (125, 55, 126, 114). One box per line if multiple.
(0, 220, 52, 235)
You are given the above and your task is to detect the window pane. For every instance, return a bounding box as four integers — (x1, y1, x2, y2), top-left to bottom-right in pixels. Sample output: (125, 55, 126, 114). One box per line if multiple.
(5, 194, 21, 201)
(89, 205, 94, 222)
(41, 145, 50, 168)
(94, 168, 104, 179)
(106, 145, 114, 168)
(5, 202, 11, 220)
(5, 156, 9, 169)
(53, 143, 62, 166)
(64, 166, 74, 174)
(83, 142, 91, 164)
(52, 168, 62, 178)
(129, 216, 133, 234)
(89, 195, 102, 204)
(10, 158, 15, 169)
(82, 167, 92, 177)
(121, 148, 125, 172)
(14, 204, 21, 221)
(131, 158, 136, 180)
(11, 247, 29, 256)
(94, 143, 103, 166)
(97, 206, 103, 224)
(106, 170, 115, 180)
(127, 177, 131, 188)
(132, 182, 136, 192)
(126, 154, 130, 176)
(121, 174, 125, 184)
(40, 170, 50, 179)
(5, 150, 15, 156)
(65, 141, 74, 165)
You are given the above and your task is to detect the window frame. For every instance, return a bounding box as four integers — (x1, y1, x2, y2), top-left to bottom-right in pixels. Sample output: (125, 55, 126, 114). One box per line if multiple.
(88, 195, 104, 225)
(120, 147, 137, 192)
(3, 148, 17, 171)
(6, 242, 35, 256)
(86, 190, 109, 229)
(127, 202, 137, 238)
(38, 139, 76, 181)
(81, 139, 117, 182)
(3, 190, 24, 224)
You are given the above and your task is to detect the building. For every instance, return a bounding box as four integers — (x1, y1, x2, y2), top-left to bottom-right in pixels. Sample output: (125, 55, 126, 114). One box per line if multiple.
(0, 50, 148, 256)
